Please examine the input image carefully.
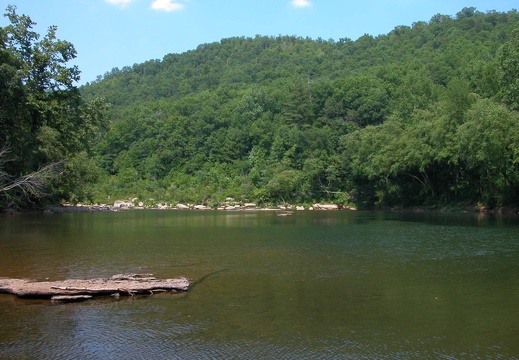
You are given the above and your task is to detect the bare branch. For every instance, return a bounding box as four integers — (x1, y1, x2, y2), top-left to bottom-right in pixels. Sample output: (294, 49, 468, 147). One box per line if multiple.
(1, 146, 63, 200)
(1, 162, 63, 198)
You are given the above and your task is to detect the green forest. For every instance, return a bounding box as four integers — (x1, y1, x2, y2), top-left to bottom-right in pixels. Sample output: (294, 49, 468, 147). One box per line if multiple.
(2, 6, 519, 210)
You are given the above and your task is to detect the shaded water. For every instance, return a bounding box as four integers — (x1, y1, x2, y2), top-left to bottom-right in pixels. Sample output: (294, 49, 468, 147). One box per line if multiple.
(1, 210, 519, 358)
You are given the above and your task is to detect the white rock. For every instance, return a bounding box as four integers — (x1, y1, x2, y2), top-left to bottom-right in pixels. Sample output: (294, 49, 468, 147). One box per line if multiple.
(194, 205, 210, 210)
(113, 200, 133, 208)
(312, 204, 339, 210)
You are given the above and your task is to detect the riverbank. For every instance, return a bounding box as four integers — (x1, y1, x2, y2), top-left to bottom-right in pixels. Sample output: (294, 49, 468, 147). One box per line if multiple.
(2, 200, 517, 215)
(44, 199, 519, 214)
(41, 201, 355, 213)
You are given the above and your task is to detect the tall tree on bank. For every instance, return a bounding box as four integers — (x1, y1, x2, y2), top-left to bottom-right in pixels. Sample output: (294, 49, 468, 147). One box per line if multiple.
(0, 6, 107, 207)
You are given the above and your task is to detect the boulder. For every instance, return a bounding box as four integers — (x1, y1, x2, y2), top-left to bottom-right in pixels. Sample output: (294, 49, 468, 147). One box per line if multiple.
(313, 204, 339, 210)
(194, 205, 211, 210)
(113, 200, 133, 208)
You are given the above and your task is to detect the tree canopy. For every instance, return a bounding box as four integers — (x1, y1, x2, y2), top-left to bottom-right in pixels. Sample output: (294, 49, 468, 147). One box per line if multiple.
(0, 6, 107, 208)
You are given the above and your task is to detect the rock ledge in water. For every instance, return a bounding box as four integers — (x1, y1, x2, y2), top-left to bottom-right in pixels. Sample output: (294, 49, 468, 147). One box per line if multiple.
(0, 274, 190, 301)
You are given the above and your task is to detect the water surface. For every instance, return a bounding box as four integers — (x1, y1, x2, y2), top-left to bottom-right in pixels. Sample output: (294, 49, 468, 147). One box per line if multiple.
(1, 210, 518, 358)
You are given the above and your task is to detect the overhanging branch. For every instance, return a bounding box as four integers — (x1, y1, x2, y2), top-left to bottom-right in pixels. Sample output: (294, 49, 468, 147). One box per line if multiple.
(1, 146, 63, 200)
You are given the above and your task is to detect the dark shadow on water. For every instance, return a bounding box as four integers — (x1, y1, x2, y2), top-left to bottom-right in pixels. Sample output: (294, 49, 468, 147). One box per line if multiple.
(188, 268, 229, 293)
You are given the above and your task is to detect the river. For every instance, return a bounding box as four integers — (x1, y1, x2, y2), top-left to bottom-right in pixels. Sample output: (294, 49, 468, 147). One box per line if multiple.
(1, 210, 518, 358)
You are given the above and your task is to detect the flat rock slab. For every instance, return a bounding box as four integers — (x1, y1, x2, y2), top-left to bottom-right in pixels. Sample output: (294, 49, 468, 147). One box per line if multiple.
(0, 273, 190, 300)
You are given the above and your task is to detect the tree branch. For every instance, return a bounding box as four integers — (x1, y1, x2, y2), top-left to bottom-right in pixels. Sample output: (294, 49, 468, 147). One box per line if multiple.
(1, 146, 63, 201)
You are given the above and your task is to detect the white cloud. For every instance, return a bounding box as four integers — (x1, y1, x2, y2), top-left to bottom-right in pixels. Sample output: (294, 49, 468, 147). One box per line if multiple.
(105, 0, 133, 8)
(291, 0, 312, 8)
(151, 0, 186, 12)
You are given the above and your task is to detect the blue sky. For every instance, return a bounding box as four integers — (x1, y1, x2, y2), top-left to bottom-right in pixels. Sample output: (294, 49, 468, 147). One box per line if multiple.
(2, 0, 518, 85)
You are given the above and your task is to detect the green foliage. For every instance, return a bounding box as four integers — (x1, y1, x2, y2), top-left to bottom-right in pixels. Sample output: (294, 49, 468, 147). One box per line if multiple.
(0, 6, 108, 207)
(58, 151, 102, 204)
(79, 8, 519, 208)
(457, 99, 519, 205)
(498, 28, 519, 110)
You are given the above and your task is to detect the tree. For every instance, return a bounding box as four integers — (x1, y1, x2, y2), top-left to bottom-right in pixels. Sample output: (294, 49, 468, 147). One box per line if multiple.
(457, 98, 519, 205)
(283, 80, 314, 128)
(498, 27, 519, 110)
(0, 6, 107, 207)
(332, 76, 389, 127)
(265, 166, 302, 204)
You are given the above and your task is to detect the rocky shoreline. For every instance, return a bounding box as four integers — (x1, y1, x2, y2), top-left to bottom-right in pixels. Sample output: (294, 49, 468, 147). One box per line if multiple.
(3, 198, 516, 215)
(43, 199, 356, 213)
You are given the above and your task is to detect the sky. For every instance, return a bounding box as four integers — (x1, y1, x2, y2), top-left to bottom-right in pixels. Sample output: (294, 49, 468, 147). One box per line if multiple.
(2, 0, 518, 85)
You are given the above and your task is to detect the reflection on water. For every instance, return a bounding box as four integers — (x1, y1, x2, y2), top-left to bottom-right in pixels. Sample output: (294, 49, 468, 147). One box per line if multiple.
(1, 210, 519, 358)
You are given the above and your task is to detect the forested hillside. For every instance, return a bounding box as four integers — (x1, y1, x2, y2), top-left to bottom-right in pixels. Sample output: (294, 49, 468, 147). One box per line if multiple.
(79, 8, 519, 208)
